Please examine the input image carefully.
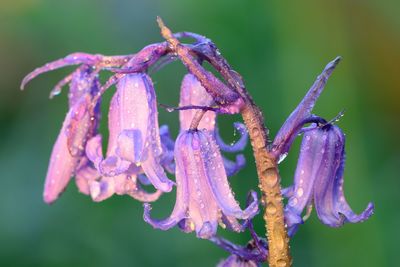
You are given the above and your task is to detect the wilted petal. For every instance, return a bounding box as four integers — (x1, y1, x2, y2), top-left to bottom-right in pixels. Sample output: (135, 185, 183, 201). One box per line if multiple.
(43, 97, 96, 204)
(314, 125, 374, 227)
(65, 95, 93, 157)
(271, 57, 341, 159)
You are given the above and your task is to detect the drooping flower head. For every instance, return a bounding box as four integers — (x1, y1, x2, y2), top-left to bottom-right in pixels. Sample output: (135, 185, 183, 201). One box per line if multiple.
(84, 72, 174, 201)
(29, 63, 103, 203)
(283, 123, 374, 236)
(144, 129, 258, 239)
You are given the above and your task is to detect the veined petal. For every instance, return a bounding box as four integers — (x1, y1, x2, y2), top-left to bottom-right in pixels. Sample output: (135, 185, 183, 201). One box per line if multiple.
(43, 108, 83, 203)
(284, 126, 326, 231)
(143, 132, 190, 230)
(314, 125, 374, 227)
(215, 122, 248, 153)
(197, 131, 258, 219)
(111, 73, 173, 191)
(179, 73, 216, 131)
(186, 132, 219, 239)
(271, 57, 341, 159)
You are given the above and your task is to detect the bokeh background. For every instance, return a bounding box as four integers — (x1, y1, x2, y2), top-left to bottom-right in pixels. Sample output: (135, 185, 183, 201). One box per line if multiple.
(1, 0, 399, 266)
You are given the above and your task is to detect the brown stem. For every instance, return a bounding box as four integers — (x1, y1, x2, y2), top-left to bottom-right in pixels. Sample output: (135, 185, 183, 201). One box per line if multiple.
(241, 103, 292, 267)
(156, 17, 291, 266)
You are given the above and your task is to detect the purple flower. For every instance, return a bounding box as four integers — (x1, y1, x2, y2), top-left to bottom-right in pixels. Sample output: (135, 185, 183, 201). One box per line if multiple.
(85, 73, 174, 193)
(283, 124, 374, 235)
(179, 73, 248, 176)
(85, 134, 162, 202)
(143, 129, 259, 239)
(21, 53, 131, 203)
(41, 68, 101, 203)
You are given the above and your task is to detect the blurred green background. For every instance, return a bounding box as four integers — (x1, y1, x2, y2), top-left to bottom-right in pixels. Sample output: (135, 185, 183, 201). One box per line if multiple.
(1, 0, 399, 266)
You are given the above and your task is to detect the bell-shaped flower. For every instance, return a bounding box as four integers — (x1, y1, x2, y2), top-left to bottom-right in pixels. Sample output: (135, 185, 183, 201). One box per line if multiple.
(283, 124, 374, 236)
(86, 73, 174, 192)
(84, 134, 162, 202)
(179, 73, 248, 176)
(21, 53, 130, 203)
(143, 129, 259, 239)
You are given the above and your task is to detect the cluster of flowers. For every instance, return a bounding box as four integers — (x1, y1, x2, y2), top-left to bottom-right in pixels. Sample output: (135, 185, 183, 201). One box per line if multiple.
(21, 26, 373, 266)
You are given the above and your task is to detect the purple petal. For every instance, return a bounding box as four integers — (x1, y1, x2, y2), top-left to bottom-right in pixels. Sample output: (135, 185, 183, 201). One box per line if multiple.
(185, 132, 219, 238)
(143, 133, 190, 230)
(89, 176, 116, 202)
(20, 53, 100, 90)
(65, 95, 93, 157)
(85, 134, 104, 168)
(67, 65, 99, 107)
(223, 154, 246, 177)
(124, 175, 162, 202)
(75, 158, 100, 195)
(197, 131, 259, 220)
(314, 125, 374, 227)
(112, 73, 173, 191)
(215, 122, 248, 153)
(116, 129, 143, 163)
(284, 126, 326, 230)
(43, 109, 82, 203)
(179, 73, 216, 131)
(271, 57, 341, 160)
(220, 214, 248, 233)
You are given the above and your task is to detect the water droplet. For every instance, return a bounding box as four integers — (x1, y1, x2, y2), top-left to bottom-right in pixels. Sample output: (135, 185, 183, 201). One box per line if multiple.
(297, 188, 304, 197)
(276, 259, 287, 267)
(277, 153, 288, 164)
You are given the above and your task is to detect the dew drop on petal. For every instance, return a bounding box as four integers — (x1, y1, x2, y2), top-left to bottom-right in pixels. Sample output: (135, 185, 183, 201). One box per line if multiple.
(296, 188, 304, 197)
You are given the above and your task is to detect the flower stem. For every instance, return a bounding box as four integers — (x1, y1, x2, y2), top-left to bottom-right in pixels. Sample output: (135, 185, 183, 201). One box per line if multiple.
(241, 103, 292, 267)
(156, 17, 291, 266)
